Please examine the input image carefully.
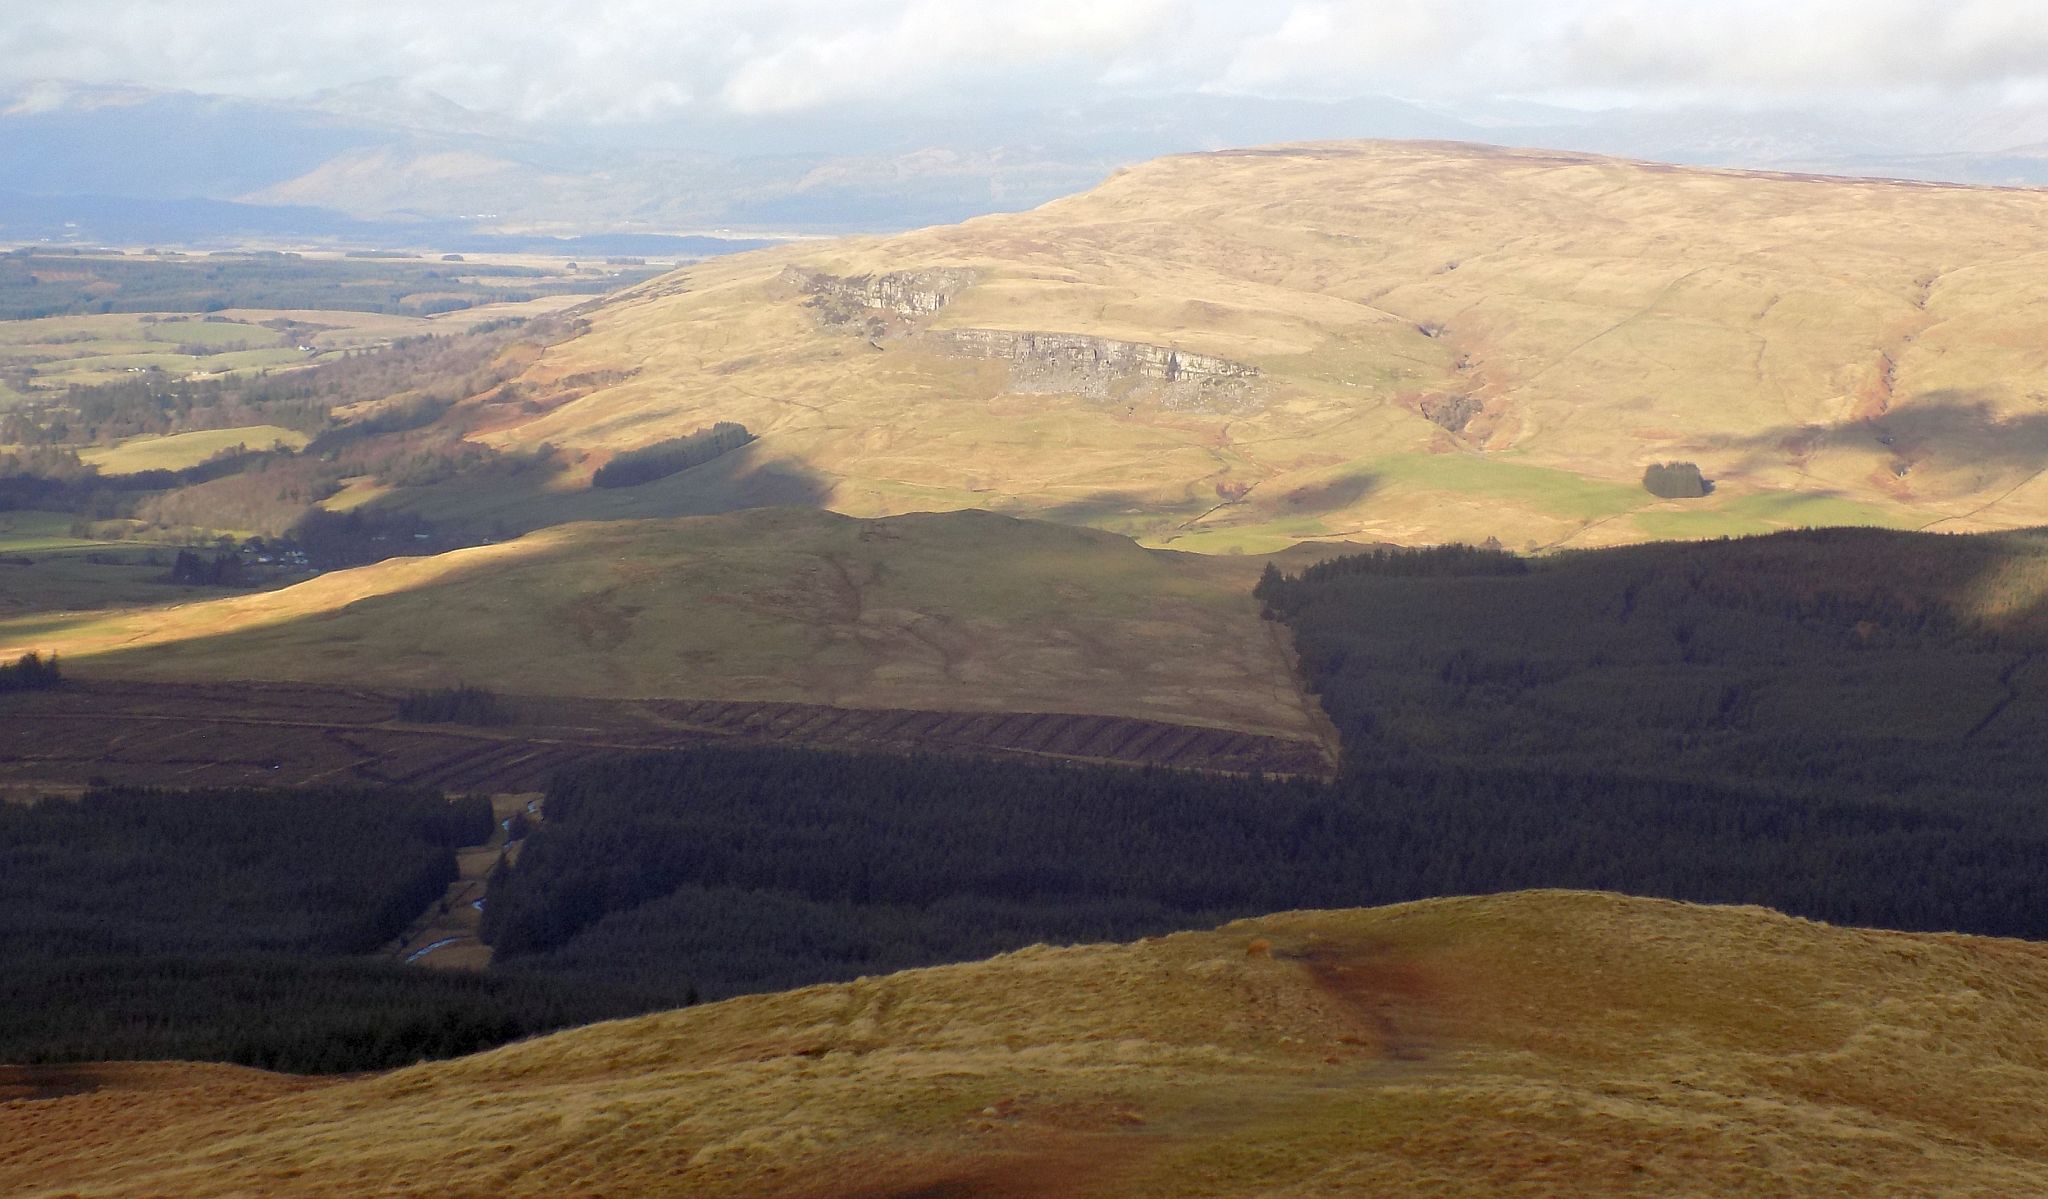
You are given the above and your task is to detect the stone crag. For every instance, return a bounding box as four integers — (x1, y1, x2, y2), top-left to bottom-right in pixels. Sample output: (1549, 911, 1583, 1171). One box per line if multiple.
(790, 264, 1262, 412)
(791, 267, 981, 327)
(928, 327, 1262, 412)
(1419, 392, 1485, 434)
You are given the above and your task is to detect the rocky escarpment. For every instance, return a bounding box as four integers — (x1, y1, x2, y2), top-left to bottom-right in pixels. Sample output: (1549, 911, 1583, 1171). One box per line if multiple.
(786, 265, 1261, 411)
(927, 328, 1262, 412)
(790, 267, 980, 327)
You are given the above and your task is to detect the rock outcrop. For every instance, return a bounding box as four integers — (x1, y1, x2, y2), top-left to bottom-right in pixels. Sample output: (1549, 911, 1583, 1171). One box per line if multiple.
(785, 265, 1259, 411)
(1419, 393, 1484, 434)
(792, 267, 980, 323)
(928, 328, 1262, 411)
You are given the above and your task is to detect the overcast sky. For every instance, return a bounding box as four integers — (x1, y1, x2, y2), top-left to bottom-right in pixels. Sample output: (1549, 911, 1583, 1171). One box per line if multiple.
(3, 0, 2046, 123)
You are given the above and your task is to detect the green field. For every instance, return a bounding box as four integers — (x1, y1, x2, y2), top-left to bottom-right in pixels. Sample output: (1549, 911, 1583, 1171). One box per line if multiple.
(0, 314, 249, 348)
(80, 426, 311, 475)
(0, 252, 661, 322)
(0, 511, 242, 617)
(0, 510, 104, 554)
(1175, 452, 1943, 553)
(0, 313, 315, 392)
(35, 348, 313, 387)
(1368, 452, 1645, 521)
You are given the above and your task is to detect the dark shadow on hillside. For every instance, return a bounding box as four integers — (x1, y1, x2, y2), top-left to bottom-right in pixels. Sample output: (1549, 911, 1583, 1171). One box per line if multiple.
(361, 442, 839, 542)
(1256, 521, 2048, 838)
(1033, 488, 1175, 531)
(1717, 394, 2048, 485)
(1031, 470, 1381, 538)
(1274, 469, 1380, 514)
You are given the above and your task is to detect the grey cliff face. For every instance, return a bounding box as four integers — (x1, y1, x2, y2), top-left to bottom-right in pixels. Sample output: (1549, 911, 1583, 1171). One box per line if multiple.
(792, 265, 1262, 412)
(793, 267, 981, 320)
(928, 329, 1256, 384)
(927, 328, 1260, 410)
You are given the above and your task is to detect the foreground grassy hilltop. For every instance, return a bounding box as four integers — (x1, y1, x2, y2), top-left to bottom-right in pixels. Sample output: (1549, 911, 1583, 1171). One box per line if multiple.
(450, 140, 2048, 551)
(9, 891, 2048, 1198)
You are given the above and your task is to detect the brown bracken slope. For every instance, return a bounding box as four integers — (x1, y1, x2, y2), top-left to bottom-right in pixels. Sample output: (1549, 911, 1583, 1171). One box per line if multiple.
(9, 891, 2048, 1197)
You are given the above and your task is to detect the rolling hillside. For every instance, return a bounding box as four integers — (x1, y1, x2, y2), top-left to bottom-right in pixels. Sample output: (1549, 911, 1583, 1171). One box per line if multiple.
(0, 507, 1328, 744)
(9, 891, 2048, 1197)
(456, 140, 2048, 551)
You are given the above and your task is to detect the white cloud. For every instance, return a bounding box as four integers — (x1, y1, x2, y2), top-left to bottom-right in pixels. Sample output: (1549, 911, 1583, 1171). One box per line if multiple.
(1211, 0, 1492, 99)
(719, 0, 1180, 114)
(1215, 0, 2048, 104)
(0, 0, 2044, 121)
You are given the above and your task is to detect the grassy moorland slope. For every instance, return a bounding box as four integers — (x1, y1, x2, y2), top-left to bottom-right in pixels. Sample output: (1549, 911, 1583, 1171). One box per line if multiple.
(460, 141, 2048, 551)
(10, 891, 2048, 1198)
(0, 507, 1326, 743)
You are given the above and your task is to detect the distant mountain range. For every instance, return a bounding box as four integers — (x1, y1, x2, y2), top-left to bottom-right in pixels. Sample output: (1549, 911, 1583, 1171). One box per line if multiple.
(3, 78, 2046, 246)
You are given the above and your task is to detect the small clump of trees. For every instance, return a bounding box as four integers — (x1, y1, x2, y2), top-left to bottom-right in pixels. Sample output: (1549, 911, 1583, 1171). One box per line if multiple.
(166, 549, 247, 586)
(1255, 543, 1527, 619)
(397, 685, 514, 726)
(1642, 461, 1710, 499)
(591, 422, 754, 489)
(0, 651, 61, 691)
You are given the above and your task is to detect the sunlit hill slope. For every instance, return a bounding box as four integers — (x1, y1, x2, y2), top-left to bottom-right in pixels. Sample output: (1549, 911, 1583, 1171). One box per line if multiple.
(453, 140, 2048, 551)
(0, 507, 1327, 744)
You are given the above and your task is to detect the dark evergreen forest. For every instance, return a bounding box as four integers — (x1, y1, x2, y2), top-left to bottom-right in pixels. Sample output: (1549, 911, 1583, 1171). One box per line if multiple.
(0, 787, 658, 1071)
(1255, 526, 2048, 802)
(480, 742, 2048, 1001)
(396, 685, 514, 725)
(590, 422, 755, 488)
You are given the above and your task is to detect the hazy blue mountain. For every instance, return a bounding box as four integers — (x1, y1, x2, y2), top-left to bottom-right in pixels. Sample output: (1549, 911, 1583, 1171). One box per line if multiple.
(0, 84, 381, 199)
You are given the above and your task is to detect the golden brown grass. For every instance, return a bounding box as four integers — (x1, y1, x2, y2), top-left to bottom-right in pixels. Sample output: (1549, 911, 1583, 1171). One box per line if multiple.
(0, 507, 1329, 743)
(9, 891, 2048, 1197)
(473, 141, 2048, 551)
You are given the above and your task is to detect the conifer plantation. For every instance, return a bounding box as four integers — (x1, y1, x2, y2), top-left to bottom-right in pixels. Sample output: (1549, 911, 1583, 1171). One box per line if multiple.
(0, 787, 661, 1071)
